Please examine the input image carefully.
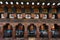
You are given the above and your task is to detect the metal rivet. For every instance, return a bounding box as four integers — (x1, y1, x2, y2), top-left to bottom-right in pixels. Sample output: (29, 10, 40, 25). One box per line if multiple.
(37, 2, 40, 5)
(21, 2, 24, 5)
(5, 1, 8, 4)
(32, 2, 34, 5)
(10, 2, 13, 5)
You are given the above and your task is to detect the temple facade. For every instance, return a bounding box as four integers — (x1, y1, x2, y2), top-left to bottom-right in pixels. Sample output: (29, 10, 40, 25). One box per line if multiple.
(0, 1, 60, 40)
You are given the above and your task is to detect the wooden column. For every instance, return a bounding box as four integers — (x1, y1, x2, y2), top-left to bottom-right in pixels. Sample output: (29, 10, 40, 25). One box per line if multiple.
(24, 23, 28, 40)
(48, 23, 54, 40)
(12, 25, 15, 39)
(36, 23, 41, 40)
(0, 22, 6, 40)
(10, 23, 18, 40)
(0, 24, 3, 38)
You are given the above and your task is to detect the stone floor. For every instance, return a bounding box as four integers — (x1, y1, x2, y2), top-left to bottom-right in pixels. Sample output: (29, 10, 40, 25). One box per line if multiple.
(0, 38, 60, 40)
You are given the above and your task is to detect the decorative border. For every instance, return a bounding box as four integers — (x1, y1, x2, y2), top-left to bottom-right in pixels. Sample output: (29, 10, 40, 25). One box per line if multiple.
(0, 1, 60, 6)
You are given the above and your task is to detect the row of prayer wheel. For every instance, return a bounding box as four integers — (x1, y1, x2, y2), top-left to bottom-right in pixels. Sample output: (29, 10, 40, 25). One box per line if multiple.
(0, 23, 60, 40)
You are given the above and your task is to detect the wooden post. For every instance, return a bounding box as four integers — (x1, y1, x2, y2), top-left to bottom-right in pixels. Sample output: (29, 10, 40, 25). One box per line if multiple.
(0, 25, 3, 38)
(36, 23, 41, 40)
(48, 23, 54, 40)
(12, 26, 15, 39)
(0, 23, 6, 40)
(11, 23, 18, 40)
(24, 23, 28, 40)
